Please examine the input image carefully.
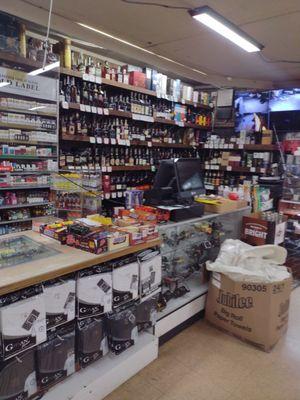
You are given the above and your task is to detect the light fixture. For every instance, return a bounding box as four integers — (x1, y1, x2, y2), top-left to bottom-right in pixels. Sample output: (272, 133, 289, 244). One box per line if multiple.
(189, 6, 263, 53)
(77, 22, 207, 76)
(28, 105, 47, 111)
(0, 81, 11, 88)
(28, 61, 60, 76)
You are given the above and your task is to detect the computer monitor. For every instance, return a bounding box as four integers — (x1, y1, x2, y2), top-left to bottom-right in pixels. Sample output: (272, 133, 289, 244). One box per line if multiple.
(150, 158, 205, 204)
(174, 158, 205, 200)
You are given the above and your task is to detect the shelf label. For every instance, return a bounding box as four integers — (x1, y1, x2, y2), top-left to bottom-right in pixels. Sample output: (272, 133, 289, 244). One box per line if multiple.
(205, 185, 214, 190)
(102, 167, 107, 172)
(89, 75, 95, 83)
(126, 140, 131, 146)
(175, 121, 185, 127)
(97, 107, 103, 115)
(107, 166, 112, 172)
(91, 106, 97, 114)
(85, 105, 92, 112)
(250, 167, 256, 172)
(104, 138, 110, 145)
(147, 142, 152, 147)
(89, 137, 96, 144)
(105, 193, 110, 199)
(229, 144, 234, 149)
(118, 192, 123, 197)
(111, 138, 116, 145)
(181, 99, 185, 104)
(103, 108, 109, 115)
(82, 73, 89, 81)
(224, 144, 229, 149)
(61, 101, 69, 109)
(118, 139, 125, 146)
(96, 137, 102, 144)
(80, 104, 86, 112)
(151, 166, 156, 172)
(111, 192, 117, 199)
(260, 168, 266, 173)
(238, 144, 244, 149)
(95, 76, 102, 84)
(226, 166, 232, 171)
(116, 184, 122, 190)
(132, 114, 154, 122)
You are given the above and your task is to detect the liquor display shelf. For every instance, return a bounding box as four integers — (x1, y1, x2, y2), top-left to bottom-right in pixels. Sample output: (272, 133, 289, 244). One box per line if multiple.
(0, 122, 56, 132)
(60, 134, 278, 151)
(0, 185, 51, 191)
(60, 102, 210, 130)
(61, 134, 200, 149)
(0, 201, 53, 210)
(0, 171, 52, 175)
(0, 105, 56, 118)
(60, 67, 213, 110)
(204, 165, 271, 174)
(61, 165, 152, 172)
(0, 155, 56, 160)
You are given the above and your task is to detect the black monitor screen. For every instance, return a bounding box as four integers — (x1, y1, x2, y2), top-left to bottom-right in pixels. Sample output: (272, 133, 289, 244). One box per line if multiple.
(175, 159, 204, 193)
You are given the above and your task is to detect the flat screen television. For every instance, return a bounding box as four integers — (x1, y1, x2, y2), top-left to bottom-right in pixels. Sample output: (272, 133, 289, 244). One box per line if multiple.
(269, 89, 300, 112)
(234, 90, 269, 132)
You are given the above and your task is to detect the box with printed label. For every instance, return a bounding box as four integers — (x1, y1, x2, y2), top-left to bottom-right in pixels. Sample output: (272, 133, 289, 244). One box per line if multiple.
(0, 349, 37, 400)
(111, 254, 139, 308)
(137, 248, 162, 297)
(0, 284, 47, 360)
(107, 228, 129, 252)
(36, 322, 75, 389)
(76, 264, 112, 319)
(206, 272, 292, 352)
(44, 275, 76, 330)
(76, 316, 108, 368)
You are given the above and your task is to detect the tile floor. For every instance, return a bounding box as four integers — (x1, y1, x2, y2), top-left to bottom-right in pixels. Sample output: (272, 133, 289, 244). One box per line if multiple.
(105, 287, 300, 400)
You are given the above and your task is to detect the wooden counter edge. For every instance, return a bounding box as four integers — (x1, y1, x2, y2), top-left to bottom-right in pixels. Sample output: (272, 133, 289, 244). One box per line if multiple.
(0, 238, 161, 296)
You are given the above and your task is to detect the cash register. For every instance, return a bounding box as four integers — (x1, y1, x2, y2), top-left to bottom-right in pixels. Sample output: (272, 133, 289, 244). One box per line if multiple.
(144, 158, 205, 221)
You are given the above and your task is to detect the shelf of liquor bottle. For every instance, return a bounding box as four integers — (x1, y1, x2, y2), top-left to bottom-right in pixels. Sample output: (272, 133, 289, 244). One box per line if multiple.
(60, 68, 213, 110)
(0, 201, 53, 210)
(0, 105, 57, 118)
(61, 134, 199, 149)
(60, 102, 210, 130)
(202, 144, 278, 151)
(0, 185, 51, 191)
(0, 155, 57, 160)
(0, 122, 57, 132)
(203, 165, 270, 174)
(0, 215, 53, 226)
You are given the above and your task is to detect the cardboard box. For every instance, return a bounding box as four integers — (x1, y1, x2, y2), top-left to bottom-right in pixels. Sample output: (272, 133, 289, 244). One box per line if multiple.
(129, 71, 146, 88)
(242, 213, 287, 246)
(206, 272, 292, 352)
(201, 198, 248, 214)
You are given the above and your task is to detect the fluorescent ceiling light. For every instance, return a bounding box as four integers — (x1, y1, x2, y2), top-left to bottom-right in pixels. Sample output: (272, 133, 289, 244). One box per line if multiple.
(77, 22, 207, 76)
(189, 6, 263, 53)
(0, 81, 11, 88)
(28, 61, 60, 76)
(28, 105, 46, 111)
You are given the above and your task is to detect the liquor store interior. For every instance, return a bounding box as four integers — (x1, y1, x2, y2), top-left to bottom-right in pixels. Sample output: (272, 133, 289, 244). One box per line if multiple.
(0, 1, 299, 400)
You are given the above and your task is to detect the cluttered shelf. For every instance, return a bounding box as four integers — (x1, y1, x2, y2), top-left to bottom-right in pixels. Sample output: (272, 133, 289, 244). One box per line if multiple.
(0, 230, 161, 296)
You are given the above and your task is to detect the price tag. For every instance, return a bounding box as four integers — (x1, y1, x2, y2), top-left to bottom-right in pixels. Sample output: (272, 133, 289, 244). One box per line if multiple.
(89, 75, 95, 82)
(105, 193, 110, 199)
(118, 191, 123, 197)
(107, 166, 112, 172)
(238, 144, 244, 149)
(82, 73, 89, 81)
(102, 167, 107, 172)
(116, 184, 122, 190)
(61, 101, 69, 109)
(224, 144, 229, 149)
(168, 138, 173, 144)
(111, 192, 117, 199)
(194, 102, 197, 108)
(91, 106, 97, 114)
(139, 115, 154, 122)
(80, 104, 86, 112)
(97, 107, 103, 114)
(226, 166, 232, 171)
(111, 138, 116, 145)
(250, 167, 256, 172)
(96, 137, 102, 144)
(147, 142, 152, 147)
(175, 121, 185, 127)
(126, 140, 131, 146)
(205, 166, 209, 170)
(95, 76, 102, 84)
(260, 168, 266, 173)
(82, 166, 88, 170)
(89, 137, 96, 143)
(181, 99, 185, 104)
(68, 165, 75, 170)
(102, 138, 108, 145)
(204, 144, 208, 148)
(103, 108, 109, 115)
(215, 165, 220, 170)
(151, 166, 156, 172)
(85, 105, 91, 112)
(117, 139, 125, 146)
(75, 166, 81, 170)
(229, 144, 234, 149)
(132, 113, 140, 121)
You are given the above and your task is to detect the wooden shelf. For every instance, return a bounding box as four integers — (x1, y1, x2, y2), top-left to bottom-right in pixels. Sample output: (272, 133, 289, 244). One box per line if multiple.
(60, 68, 213, 110)
(0, 105, 56, 118)
(0, 231, 161, 296)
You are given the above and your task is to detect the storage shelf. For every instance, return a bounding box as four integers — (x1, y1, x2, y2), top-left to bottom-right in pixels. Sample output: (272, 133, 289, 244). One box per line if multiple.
(202, 144, 278, 151)
(0, 105, 56, 118)
(60, 68, 213, 110)
(0, 138, 57, 146)
(0, 122, 56, 132)
(0, 171, 52, 175)
(60, 102, 210, 130)
(0, 201, 52, 210)
(0, 155, 56, 160)
(204, 165, 270, 174)
(0, 215, 54, 226)
(0, 185, 51, 191)
(111, 165, 152, 171)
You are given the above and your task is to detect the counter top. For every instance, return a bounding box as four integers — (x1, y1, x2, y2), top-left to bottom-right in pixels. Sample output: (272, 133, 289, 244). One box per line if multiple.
(0, 231, 160, 296)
